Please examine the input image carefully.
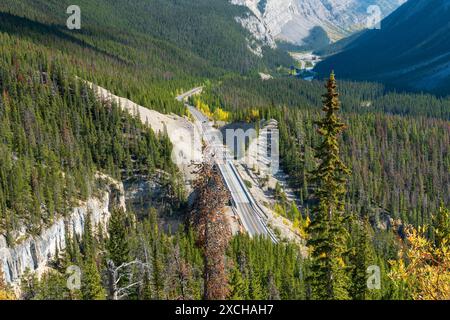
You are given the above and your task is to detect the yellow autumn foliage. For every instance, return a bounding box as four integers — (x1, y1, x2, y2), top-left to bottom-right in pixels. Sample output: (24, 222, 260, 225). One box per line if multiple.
(213, 107, 231, 122)
(245, 108, 260, 122)
(0, 271, 16, 300)
(0, 290, 16, 300)
(389, 226, 450, 300)
(195, 99, 212, 118)
(194, 97, 231, 122)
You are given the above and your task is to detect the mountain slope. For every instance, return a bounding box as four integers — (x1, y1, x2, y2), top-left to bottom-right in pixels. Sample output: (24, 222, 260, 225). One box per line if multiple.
(0, 0, 295, 241)
(315, 0, 450, 94)
(0, 0, 293, 115)
(231, 0, 404, 49)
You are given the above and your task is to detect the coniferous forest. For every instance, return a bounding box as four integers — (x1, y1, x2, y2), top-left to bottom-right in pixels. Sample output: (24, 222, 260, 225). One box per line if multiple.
(0, 0, 449, 304)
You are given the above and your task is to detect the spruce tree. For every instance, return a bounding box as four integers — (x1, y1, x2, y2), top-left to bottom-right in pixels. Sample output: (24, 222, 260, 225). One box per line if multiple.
(432, 206, 450, 247)
(107, 208, 130, 268)
(248, 269, 263, 300)
(228, 266, 246, 300)
(151, 239, 165, 299)
(81, 215, 105, 300)
(348, 218, 374, 300)
(307, 72, 351, 300)
(81, 258, 105, 300)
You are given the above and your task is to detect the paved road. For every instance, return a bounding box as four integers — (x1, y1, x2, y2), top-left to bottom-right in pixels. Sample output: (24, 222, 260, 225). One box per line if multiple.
(181, 97, 277, 243)
(176, 87, 203, 102)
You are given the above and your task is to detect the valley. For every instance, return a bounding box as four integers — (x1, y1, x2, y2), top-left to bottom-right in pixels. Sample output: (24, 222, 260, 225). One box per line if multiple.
(316, 0, 450, 94)
(289, 51, 322, 80)
(0, 0, 449, 304)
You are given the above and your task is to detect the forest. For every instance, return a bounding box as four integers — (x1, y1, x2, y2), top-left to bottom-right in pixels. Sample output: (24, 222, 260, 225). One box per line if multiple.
(0, 0, 449, 302)
(199, 77, 450, 228)
(0, 32, 181, 244)
(0, 0, 293, 116)
(1, 56, 448, 299)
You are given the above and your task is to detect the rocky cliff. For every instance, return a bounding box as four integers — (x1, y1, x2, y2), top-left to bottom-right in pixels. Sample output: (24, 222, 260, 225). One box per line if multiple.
(0, 176, 125, 286)
(231, 0, 405, 49)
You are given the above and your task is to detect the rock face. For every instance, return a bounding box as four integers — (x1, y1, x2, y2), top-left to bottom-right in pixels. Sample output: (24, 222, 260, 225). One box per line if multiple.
(0, 178, 125, 285)
(231, 0, 404, 49)
(235, 14, 277, 56)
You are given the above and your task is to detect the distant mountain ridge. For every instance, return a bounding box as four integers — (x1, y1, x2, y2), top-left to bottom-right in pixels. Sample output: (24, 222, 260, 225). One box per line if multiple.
(0, 0, 292, 77)
(315, 0, 450, 95)
(231, 0, 404, 49)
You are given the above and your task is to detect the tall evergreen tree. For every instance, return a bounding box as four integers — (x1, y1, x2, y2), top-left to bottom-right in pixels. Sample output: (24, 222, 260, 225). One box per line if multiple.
(105, 208, 131, 298)
(107, 208, 130, 268)
(228, 266, 246, 300)
(151, 238, 165, 300)
(248, 269, 263, 300)
(81, 258, 105, 300)
(307, 72, 351, 300)
(432, 206, 450, 247)
(348, 218, 375, 300)
(81, 215, 105, 300)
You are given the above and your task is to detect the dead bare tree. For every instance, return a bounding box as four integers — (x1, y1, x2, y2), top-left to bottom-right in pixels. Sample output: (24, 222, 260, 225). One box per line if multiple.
(106, 259, 150, 300)
(164, 244, 195, 300)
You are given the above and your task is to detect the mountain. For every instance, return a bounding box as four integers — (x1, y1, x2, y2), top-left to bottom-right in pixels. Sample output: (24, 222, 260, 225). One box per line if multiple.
(1, 0, 449, 303)
(0, 1, 292, 90)
(231, 0, 404, 49)
(0, 0, 287, 284)
(315, 0, 450, 95)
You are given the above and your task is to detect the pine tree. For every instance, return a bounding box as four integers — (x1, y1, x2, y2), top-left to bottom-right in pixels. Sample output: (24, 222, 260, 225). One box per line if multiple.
(81, 258, 105, 300)
(20, 268, 38, 300)
(141, 270, 153, 300)
(289, 202, 301, 221)
(0, 270, 15, 300)
(151, 238, 165, 299)
(35, 271, 70, 300)
(307, 72, 351, 300)
(81, 215, 105, 300)
(107, 208, 130, 268)
(432, 206, 450, 247)
(348, 218, 374, 300)
(248, 269, 263, 300)
(228, 266, 246, 300)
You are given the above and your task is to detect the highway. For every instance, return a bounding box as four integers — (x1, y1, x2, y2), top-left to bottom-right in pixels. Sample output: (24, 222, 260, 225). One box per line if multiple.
(176, 87, 204, 102)
(177, 90, 277, 242)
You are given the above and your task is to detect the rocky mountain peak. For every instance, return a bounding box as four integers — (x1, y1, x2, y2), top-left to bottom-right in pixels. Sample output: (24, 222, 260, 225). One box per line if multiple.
(232, 0, 405, 49)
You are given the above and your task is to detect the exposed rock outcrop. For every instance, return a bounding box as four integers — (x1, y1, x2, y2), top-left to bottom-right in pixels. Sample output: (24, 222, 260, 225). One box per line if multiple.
(231, 0, 404, 49)
(0, 177, 125, 286)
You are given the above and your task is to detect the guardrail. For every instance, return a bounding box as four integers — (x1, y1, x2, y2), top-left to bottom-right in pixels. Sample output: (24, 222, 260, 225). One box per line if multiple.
(227, 163, 278, 243)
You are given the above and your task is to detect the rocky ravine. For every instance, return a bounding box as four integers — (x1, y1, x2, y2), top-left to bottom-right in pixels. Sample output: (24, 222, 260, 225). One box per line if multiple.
(231, 0, 405, 49)
(0, 176, 125, 286)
